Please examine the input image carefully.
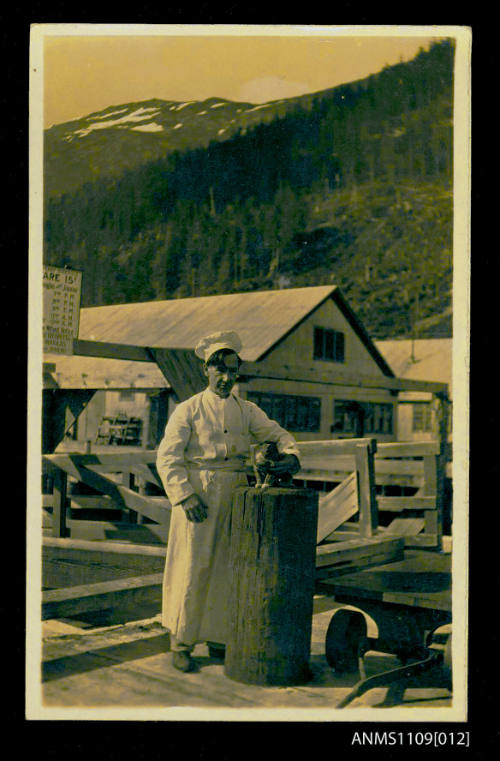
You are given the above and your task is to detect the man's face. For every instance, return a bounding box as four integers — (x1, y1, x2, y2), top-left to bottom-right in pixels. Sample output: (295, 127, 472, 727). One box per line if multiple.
(204, 352, 239, 398)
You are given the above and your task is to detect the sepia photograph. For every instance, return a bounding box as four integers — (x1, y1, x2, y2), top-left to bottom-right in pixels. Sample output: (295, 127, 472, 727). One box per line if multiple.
(27, 24, 471, 723)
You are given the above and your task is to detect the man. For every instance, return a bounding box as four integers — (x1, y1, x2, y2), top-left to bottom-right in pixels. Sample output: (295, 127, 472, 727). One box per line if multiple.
(156, 330, 301, 672)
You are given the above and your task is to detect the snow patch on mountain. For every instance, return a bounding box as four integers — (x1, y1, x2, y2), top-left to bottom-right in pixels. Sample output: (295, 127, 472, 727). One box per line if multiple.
(245, 103, 272, 113)
(210, 102, 227, 109)
(132, 122, 164, 133)
(72, 107, 161, 138)
(90, 108, 129, 121)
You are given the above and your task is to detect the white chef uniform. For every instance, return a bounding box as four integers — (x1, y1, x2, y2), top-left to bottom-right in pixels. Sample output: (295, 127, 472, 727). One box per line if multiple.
(156, 387, 299, 648)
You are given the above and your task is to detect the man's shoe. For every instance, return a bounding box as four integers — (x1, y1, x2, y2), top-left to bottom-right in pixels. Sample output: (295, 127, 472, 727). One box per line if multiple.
(171, 650, 195, 672)
(208, 644, 226, 660)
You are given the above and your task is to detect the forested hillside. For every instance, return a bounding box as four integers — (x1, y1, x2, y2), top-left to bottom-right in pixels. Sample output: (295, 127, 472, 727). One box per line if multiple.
(44, 40, 454, 339)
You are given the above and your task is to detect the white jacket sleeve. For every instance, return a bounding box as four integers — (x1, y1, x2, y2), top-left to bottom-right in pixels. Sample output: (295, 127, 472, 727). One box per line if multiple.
(156, 404, 196, 507)
(246, 401, 300, 458)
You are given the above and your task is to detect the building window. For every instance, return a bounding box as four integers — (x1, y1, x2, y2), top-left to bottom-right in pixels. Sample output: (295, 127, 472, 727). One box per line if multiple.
(412, 402, 433, 432)
(313, 326, 345, 362)
(248, 392, 321, 432)
(333, 400, 394, 435)
(118, 390, 135, 401)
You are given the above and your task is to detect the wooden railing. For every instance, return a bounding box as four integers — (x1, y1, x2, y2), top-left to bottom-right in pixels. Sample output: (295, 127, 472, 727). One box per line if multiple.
(42, 451, 170, 543)
(41, 439, 445, 620)
(375, 441, 443, 548)
(296, 439, 444, 549)
(42, 438, 444, 549)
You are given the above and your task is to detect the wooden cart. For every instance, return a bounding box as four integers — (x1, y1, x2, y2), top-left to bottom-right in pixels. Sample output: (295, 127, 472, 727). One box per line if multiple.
(316, 548, 452, 705)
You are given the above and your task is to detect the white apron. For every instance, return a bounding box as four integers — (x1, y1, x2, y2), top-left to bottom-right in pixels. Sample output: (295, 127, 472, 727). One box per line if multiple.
(156, 387, 299, 646)
(161, 467, 248, 645)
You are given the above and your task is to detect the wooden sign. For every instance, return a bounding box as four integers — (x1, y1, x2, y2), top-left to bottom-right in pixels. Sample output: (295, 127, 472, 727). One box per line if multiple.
(43, 265, 82, 355)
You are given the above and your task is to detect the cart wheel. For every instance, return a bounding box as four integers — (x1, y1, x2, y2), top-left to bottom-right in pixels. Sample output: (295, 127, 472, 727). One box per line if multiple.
(325, 608, 368, 674)
(442, 633, 452, 690)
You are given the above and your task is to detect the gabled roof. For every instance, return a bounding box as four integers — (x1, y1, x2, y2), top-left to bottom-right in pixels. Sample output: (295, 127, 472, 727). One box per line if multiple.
(78, 286, 336, 362)
(77, 285, 393, 375)
(375, 338, 452, 394)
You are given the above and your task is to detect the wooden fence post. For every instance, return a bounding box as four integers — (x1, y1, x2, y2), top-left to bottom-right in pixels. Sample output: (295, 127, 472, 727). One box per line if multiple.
(422, 454, 440, 547)
(123, 470, 138, 523)
(52, 468, 68, 538)
(356, 438, 378, 538)
(427, 391, 449, 549)
(136, 477, 146, 525)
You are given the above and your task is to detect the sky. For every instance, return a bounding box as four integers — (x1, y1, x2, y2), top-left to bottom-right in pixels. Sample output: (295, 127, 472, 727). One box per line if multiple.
(36, 26, 448, 128)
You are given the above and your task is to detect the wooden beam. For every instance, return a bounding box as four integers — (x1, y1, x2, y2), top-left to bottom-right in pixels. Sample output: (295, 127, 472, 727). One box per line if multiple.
(384, 517, 426, 536)
(52, 468, 68, 538)
(67, 495, 121, 511)
(44, 519, 169, 544)
(71, 340, 448, 395)
(42, 539, 165, 588)
(356, 440, 378, 538)
(73, 339, 153, 362)
(45, 452, 158, 472)
(130, 462, 163, 489)
(323, 527, 384, 542)
(316, 545, 405, 579)
(240, 361, 449, 395)
(299, 455, 356, 475)
(43, 536, 166, 556)
(376, 441, 440, 458)
(42, 573, 163, 619)
(317, 472, 358, 543)
(377, 496, 436, 512)
(374, 459, 425, 476)
(316, 536, 404, 568)
(404, 534, 441, 548)
(298, 438, 377, 458)
(150, 348, 207, 401)
(420, 453, 442, 549)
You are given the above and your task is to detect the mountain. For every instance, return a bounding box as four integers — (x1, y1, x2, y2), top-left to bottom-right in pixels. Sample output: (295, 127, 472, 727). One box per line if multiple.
(43, 40, 455, 340)
(44, 95, 311, 198)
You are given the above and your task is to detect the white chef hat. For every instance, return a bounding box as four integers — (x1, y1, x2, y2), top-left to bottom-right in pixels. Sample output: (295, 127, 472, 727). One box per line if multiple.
(194, 330, 243, 362)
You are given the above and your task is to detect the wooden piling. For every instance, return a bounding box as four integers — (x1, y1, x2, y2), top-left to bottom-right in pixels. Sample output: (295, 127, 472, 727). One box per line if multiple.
(224, 487, 318, 686)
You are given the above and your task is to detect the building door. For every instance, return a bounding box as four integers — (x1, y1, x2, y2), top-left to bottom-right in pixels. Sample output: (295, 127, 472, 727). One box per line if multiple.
(331, 400, 366, 438)
(147, 390, 169, 448)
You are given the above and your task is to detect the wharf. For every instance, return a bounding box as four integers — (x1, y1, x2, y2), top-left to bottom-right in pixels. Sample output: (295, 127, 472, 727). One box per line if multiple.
(39, 549, 453, 715)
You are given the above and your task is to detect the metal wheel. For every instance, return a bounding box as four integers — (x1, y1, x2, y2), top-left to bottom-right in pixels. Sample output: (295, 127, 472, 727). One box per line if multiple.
(325, 608, 368, 675)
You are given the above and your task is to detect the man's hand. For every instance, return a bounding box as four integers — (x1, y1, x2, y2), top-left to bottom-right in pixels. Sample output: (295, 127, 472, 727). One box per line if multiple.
(181, 494, 208, 523)
(267, 453, 301, 476)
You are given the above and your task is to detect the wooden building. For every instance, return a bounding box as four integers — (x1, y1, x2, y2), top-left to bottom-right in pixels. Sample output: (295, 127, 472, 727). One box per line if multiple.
(375, 338, 452, 444)
(43, 354, 171, 450)
(47, 285, 398, 447)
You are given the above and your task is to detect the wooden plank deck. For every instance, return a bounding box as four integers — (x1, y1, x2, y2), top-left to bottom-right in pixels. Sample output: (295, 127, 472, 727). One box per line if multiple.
(38, 549, 453, 713)
(40, 596, 453, 712)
